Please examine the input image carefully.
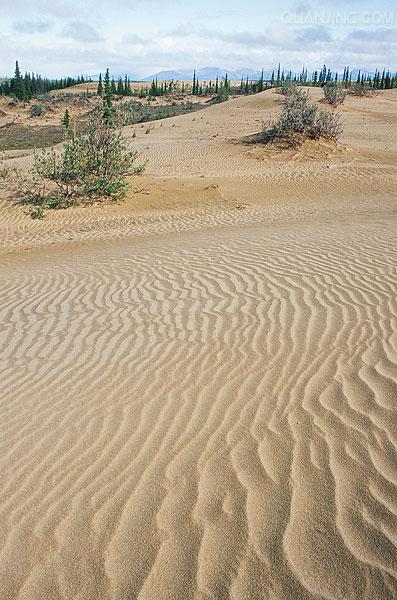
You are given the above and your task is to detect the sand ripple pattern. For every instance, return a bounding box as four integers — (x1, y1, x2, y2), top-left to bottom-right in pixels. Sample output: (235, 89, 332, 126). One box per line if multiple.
(0, 219, 396, 599)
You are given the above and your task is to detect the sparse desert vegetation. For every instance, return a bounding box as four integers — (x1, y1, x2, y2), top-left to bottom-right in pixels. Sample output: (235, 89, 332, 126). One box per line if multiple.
(0, 49, 396, 600)
(26, 110, 143, 212)
(323, 81, 347, 106)
(263, 86, 343, 146)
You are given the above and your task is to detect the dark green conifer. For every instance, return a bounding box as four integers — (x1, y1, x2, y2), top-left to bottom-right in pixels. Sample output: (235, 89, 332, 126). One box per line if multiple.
(103, 68, 114, 123)
(97, 73, 103, 96)
(61, 108, 71, 134)
(10, 60, 25, 100)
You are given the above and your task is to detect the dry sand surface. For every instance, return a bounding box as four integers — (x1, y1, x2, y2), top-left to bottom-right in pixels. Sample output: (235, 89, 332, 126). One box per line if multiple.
(0, 88, 396, 599)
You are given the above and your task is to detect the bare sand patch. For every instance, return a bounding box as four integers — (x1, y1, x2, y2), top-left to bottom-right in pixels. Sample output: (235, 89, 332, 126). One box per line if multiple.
(0, 88, 396, 599)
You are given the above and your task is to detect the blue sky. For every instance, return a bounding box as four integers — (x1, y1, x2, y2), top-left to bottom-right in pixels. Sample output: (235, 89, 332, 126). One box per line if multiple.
(1, 0, 396, 77)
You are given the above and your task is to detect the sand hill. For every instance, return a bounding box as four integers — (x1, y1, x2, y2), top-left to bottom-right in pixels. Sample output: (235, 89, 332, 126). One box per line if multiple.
(0, 88, 396, 599)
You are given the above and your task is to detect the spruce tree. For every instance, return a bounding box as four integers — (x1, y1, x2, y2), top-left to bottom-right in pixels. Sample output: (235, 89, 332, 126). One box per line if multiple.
(97, 73, 103, 96)
(61, 109, 71, 134)
(380, 69, 385, 89)
(258, 68, 264, 92)
(23, 72, 32, 101)
(124, 75, 130, 96)
(10, 60, 25, 101)
(103, 68, 114, 123)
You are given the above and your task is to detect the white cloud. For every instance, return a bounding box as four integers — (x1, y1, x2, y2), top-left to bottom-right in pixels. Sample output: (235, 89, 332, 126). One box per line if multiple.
(12, 20, 52, 34)
(62, 22, 103, 43)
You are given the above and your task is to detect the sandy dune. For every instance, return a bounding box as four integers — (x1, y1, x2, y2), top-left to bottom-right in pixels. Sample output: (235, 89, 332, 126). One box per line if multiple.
(0, 88, 396, 599)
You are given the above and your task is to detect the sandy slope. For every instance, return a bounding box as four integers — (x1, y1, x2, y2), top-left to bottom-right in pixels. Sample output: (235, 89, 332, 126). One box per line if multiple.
(0, 89, 396, 599)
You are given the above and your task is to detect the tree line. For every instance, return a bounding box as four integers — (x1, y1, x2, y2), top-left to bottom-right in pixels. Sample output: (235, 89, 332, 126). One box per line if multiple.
(0, 61, 90, 100)
(1, 60, 395, 104)
(269, 63, 396, 90)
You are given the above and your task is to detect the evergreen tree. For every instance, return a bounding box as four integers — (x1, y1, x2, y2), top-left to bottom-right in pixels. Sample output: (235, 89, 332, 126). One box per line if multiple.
(103, 68, 114, 123)
(97, 73, 103, 96)
(10, 60, 25, 100)
(380, 69, 385, 89)
(61, 108, 71, 134)
(258, 68, 264, 92)
(124, 74, 130, 95)
(23, 72, 32, 100)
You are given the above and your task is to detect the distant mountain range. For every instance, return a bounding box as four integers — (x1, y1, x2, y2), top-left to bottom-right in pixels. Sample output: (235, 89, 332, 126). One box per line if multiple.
(142, 67, 270, 82)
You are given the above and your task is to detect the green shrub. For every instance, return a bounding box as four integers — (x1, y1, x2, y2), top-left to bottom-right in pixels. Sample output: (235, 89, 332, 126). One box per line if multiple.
(29, 205, 45, 219)
(29, 104, 45, 117)
(278, 81, 297, 96)
(211, 86, 230, 104)
(323, 82, 346, 106)
(28, 110, 144, 208)
(347, 84, 374, 97)
(276, 88, 317, 136)
(263, 87, 343, 146)
(311, 110, 343, 141)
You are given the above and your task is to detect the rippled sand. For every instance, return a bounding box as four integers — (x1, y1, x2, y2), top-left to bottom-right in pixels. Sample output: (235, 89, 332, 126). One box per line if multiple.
(1, 88, 396, 599)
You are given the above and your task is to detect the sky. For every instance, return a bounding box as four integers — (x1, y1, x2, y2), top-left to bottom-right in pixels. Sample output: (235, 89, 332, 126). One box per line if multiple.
(1, 0, 396, 78)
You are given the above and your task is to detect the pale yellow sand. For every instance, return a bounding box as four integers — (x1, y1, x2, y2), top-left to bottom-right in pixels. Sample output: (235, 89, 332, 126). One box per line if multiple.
(0, 88, 396, 599)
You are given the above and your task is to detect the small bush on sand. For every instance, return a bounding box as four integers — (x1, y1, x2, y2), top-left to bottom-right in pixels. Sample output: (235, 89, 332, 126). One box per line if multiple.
(29, 205, 45, 219)
(263, 87, 343, 147)
(24, 109, 144, 214)
(347, 84, 374, 97)
(311, 110, 343, 141)
(211, 86, 230, 104)
(323, 82, 346, 106)
(278, 81, 297, 96)
(277, 88, 317, 136)
(29, 104, 45, 117)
